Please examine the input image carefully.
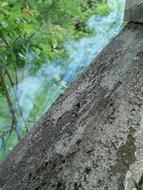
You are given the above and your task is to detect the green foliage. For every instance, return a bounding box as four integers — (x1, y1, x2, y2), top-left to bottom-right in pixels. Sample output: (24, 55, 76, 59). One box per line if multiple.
(0, 0, 112, 161)
(0, 0, 111, 69)
(95, 1, 111, 16)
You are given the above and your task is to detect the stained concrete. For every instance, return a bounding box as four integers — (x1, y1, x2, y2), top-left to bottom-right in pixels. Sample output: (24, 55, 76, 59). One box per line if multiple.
(125, 0, 143, 23)
(0, 23, 143, 190)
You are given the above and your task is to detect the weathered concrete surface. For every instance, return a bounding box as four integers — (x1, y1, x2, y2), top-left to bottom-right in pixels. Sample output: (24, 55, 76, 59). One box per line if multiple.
(0, 23, 143, 190)
(125, 0, 143, 23)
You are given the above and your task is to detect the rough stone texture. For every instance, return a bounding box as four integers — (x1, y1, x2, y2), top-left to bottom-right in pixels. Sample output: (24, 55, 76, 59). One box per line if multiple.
(0, 23, 143, 190)
(125, 0, 143, 23)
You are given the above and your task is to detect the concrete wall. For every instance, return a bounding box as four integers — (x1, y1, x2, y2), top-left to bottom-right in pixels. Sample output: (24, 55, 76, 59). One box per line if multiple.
(1, 22, 143, 190)
(125, 0, 143, 23)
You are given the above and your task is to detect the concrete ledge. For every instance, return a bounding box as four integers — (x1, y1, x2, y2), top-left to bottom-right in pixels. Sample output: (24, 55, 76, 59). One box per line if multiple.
(0, 23, 143, 190)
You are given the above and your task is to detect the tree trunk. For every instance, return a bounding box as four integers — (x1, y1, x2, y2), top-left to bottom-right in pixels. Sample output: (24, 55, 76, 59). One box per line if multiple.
(0, 22, 143, 190)
(0, 67, 21, 141)
(5, 68, 29, 132)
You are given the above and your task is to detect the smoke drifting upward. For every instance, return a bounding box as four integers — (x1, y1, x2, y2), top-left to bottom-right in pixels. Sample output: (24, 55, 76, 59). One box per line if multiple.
(16, 0, 126, 127)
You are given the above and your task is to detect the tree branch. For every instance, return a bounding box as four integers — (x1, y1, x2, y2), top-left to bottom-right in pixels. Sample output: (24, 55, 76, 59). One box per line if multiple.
(0, 67, 21, 141)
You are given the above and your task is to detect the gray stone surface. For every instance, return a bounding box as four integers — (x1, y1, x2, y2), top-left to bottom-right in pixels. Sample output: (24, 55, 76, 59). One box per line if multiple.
(125, 0, 143, 23)
(0, 23, 143, 190)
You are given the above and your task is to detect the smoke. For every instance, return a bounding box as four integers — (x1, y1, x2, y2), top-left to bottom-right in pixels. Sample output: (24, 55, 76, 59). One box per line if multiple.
(16, 0, 126, 126)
